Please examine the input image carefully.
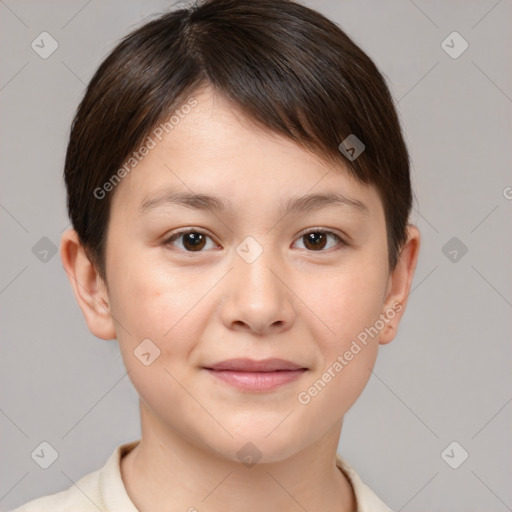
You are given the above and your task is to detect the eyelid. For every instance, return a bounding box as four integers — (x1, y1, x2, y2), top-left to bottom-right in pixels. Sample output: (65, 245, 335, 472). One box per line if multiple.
(295, 227, 348, 244)
(162, 227, 219, 248)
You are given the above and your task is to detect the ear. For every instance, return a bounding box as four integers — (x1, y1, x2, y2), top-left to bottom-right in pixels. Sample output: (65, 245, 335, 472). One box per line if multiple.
(379, 224, 421, 345)
(60, 229, 116, 340)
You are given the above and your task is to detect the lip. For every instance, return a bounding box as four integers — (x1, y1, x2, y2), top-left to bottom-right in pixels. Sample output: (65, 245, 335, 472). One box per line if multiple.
(205, 358, 306, 372)
(203, 358, 308, 392)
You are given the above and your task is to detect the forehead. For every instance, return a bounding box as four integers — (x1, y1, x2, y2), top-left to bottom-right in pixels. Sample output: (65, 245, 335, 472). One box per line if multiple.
(109, 86, 383, 219)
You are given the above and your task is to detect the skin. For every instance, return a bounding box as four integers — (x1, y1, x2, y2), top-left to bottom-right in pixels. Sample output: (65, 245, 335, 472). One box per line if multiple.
(61, 85, 420, 512)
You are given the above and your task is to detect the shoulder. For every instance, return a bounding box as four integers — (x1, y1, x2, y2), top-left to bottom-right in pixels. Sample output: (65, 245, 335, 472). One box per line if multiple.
(335, 454, 394, 512)
(9, 440, 140, 512)
(9, 468, 102, 512)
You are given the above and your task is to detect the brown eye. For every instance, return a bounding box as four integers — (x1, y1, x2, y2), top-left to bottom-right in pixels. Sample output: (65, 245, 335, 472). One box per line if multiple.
(294, 230, 345, 252)
(303, 232, 327, 250)
(181, 232, 206, 251)
(164, 230, 215, 252)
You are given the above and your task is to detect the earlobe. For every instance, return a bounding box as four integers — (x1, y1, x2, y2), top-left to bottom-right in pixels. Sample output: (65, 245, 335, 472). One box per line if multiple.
(379, 224, 421, 345)
(60, 229, 117, 340)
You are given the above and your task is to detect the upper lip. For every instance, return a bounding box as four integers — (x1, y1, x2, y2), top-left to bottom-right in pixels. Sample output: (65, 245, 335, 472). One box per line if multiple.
(204, 358, 307, 372)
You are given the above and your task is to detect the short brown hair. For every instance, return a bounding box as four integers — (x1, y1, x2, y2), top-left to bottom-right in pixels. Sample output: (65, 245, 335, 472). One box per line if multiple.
(64, 0, 413, 283)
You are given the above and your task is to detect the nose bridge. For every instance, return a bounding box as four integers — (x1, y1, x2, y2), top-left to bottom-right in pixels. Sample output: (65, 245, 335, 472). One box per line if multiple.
(234, 235, 283, 301)
(221, 235, 294, 333)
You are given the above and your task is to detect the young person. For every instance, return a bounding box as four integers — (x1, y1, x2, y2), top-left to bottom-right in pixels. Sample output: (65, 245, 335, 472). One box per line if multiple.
(13, 0, 420, 510)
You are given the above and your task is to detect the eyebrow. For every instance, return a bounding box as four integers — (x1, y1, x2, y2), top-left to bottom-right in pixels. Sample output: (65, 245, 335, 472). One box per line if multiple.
(139, 190, 369, 216)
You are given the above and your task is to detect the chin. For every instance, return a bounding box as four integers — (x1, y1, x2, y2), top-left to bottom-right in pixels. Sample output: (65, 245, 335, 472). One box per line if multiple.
(203, 428, 306, 466)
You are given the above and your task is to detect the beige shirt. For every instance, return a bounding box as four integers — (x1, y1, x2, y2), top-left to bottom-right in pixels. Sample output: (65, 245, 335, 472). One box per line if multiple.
(11, 440, 393, 512)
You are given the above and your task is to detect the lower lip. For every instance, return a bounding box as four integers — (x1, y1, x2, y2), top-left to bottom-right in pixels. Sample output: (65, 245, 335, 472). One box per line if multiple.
(205, 369, 307, 391)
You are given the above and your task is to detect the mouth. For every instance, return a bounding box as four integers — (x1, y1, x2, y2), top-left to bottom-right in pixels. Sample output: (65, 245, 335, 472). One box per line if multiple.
(202, 358, 308, 392)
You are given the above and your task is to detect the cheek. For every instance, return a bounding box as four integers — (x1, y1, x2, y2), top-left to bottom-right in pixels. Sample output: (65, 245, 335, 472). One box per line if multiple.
(291, 261, 385, 413)
(108, 252, 206, 369)
(293, 267, 385, 417)
(109, 247, 184, 330)
(301, 261, 386, 348)
(108, 261, 201, 411)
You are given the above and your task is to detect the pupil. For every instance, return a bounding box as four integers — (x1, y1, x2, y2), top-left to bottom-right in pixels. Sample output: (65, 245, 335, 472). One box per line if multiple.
(305, 232, 326, 250)
(184, 233, 205, 251)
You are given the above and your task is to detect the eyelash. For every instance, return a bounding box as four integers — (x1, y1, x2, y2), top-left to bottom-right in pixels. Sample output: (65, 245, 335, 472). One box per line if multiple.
(162, 228, 347, 254)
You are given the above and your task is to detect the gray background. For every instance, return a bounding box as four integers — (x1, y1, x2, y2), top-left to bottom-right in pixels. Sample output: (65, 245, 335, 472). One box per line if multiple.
(1, 0, 511, 510)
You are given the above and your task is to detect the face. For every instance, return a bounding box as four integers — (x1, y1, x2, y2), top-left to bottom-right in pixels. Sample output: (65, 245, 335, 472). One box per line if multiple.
(97, 86, 401, 463)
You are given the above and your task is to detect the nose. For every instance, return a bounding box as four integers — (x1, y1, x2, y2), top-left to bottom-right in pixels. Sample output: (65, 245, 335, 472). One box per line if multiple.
(219, 244, 296, 335)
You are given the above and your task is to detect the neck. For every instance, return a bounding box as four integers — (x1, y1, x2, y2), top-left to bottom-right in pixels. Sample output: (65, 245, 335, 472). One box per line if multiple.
(120, 401, 356, 512)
